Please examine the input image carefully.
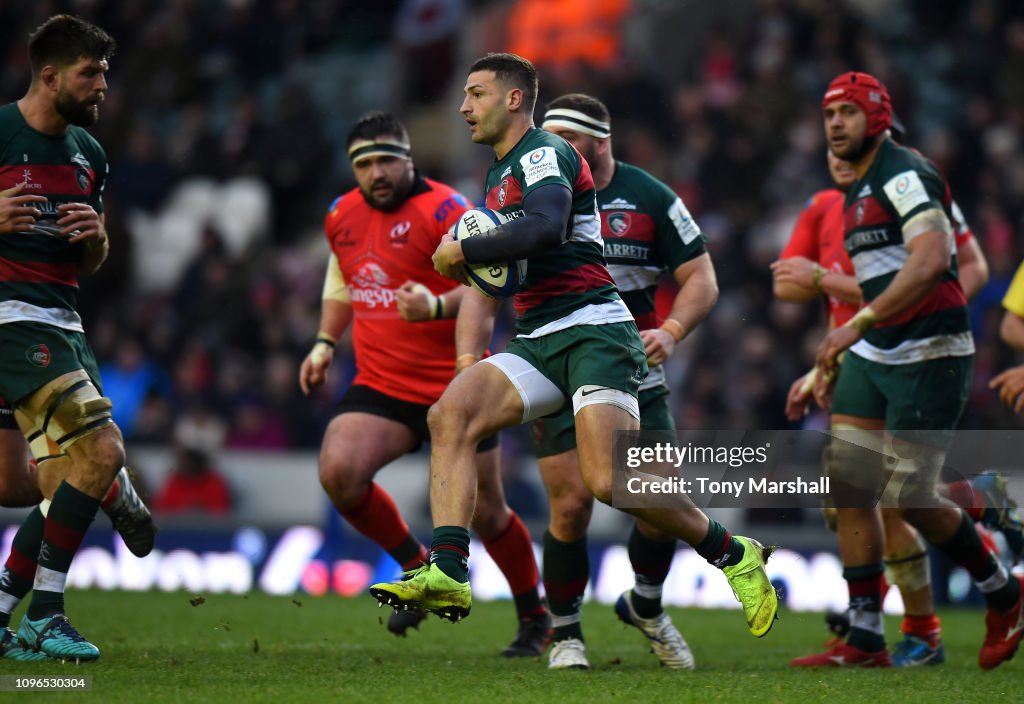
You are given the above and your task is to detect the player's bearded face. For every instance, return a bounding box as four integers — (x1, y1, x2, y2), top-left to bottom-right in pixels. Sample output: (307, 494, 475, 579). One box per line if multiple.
(824, 102, 871, 163)
(54, 57, 107, 127)
(353, 154, 414, 211)
(55, 87, 100, 126)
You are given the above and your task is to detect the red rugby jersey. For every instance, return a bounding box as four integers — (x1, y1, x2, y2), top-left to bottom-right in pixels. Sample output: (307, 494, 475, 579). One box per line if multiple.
(324, 176, 471, 404)
(781, 189, 858, 328)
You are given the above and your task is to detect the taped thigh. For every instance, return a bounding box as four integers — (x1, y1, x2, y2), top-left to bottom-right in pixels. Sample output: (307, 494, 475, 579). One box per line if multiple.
(880, 435, 946, 508)
(14, 371, 113, 452)
(571, 385, 639, 421)
(825, 423, 888, 507)
(481, 353, 567, 423)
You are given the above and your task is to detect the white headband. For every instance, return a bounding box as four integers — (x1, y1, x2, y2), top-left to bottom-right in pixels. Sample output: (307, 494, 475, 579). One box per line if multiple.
(347, 138, 411, 163)
(542, 108, 611, 139)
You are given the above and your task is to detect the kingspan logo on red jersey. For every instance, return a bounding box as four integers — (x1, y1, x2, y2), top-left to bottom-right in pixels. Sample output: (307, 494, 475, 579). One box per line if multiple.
(350, 263, 399, 309)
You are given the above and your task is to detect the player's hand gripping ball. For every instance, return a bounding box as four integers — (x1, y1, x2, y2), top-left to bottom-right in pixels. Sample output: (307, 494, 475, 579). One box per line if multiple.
(452, 208, 526, 298)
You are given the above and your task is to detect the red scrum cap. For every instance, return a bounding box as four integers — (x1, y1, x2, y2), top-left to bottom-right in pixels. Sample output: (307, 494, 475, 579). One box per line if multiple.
(822, 71, 892, 138)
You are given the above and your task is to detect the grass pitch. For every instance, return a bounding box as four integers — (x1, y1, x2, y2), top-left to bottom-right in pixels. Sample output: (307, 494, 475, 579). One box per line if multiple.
(2, 590, 1020, 703)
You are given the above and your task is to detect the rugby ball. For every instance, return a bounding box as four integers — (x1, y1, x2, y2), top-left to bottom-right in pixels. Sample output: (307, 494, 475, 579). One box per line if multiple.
(452, 208, 525, 298)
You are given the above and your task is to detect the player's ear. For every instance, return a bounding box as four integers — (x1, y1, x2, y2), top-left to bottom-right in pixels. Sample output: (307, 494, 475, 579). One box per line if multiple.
(40, 65, 60, 92)
(506, 87, 523, 112)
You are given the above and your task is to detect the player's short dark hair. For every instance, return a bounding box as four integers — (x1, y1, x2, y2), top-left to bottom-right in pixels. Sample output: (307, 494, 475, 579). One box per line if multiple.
(469, 53, 538, 114)
(345, 111, 409, 150)
(545, 93, 611, 125)
(28, 15, 116, 74)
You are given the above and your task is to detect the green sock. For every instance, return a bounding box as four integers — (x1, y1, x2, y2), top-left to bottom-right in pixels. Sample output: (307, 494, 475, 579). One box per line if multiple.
(543, 531, 589, 642)
(429, 526, 470, 583)
(935, 511, 1020, 611)
(28, 482, 100, 620)
(627, 524, 675, 618)
(0, 507, 46, 627)
(695, 519, 743, 567)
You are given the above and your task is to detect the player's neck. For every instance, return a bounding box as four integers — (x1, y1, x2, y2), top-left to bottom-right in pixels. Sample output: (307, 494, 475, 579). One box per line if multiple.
(17, 91, 70, 136)
(851, 135, 886, 180)
(493, 119, 533, 160)
(592, 155, 615, 191)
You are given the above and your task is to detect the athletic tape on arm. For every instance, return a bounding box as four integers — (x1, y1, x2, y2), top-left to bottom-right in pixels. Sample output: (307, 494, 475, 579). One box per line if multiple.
(322, 253, 351, 303)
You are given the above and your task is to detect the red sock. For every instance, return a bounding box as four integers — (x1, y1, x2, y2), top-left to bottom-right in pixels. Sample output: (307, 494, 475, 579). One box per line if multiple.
(901, 613, 941, 648)
(341, 483, 426, 570)
(946, 480, 982, 520)
(482, 512, 540, 598)
(101, 477, 121, 508)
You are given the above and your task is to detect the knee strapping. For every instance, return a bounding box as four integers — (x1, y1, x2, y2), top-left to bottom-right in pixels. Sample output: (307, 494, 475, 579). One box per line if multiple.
(27, 430, 61, 466)
(17, 373, 113, 452)
(880, 437, 946, 508)
(885, 548, 931, 592)
(824, 424, 888, 506)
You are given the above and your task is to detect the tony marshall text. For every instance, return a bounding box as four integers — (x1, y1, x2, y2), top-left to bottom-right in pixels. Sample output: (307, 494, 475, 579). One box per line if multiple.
(626, 476, 830, 497)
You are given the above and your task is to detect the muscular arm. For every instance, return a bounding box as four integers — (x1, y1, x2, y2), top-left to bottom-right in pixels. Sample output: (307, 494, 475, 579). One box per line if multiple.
(663, 253, 718, 338)
(820, 271, 862, 304)
(956, 236, 989, 301)
(815, 214, 953, 373)
(772, 277, 819, 303)
(461, 184, 572, 264)
(439, 285, 466, 319)
(644, 253, 718, 365)
(865, 226, 950, 323)
(318, 253, 354, 339)
(772, 257, 863, 305)
(299, 254, 354, 395)
(318, 298, 354, 343)
(397, 282, 467, 322)
(455, 288, 500, 372)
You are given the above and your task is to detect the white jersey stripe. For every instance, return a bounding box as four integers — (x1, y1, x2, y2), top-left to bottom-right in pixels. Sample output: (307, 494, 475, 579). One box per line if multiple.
(517, 300, 633, 339)
(851, 244, 909, 284)
(851, 332, 975, 365)
(567, 210, 602, 245)
(0, 300, 84, 332)
(607, 264, 661, 292)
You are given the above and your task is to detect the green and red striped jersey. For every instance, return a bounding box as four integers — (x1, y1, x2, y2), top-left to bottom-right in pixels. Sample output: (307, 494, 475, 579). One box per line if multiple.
(843, 138, 973, 364)
(483, 128, 630, 337)
(598, 160, 705, 332)
(0, 103, 108, 332)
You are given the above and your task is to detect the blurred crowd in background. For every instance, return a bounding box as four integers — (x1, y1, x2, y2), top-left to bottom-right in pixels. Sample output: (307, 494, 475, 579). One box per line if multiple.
(2, 0, 1023, 474)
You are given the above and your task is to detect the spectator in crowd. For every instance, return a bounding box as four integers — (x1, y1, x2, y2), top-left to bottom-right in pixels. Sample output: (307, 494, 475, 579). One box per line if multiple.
(153, 447, 232, 515)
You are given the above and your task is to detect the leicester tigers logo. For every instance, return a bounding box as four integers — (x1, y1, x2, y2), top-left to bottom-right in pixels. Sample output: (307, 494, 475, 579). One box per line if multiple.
(26, 344, 51, 367)
(497, 179, 509, 207)
(855, 200, 866, 225)
(607, 212, 631, 237)
(76, 168, 91, 193)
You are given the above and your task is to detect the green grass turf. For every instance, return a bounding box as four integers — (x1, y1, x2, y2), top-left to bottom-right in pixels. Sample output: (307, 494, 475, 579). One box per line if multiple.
(1, 590, 1020, 703)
